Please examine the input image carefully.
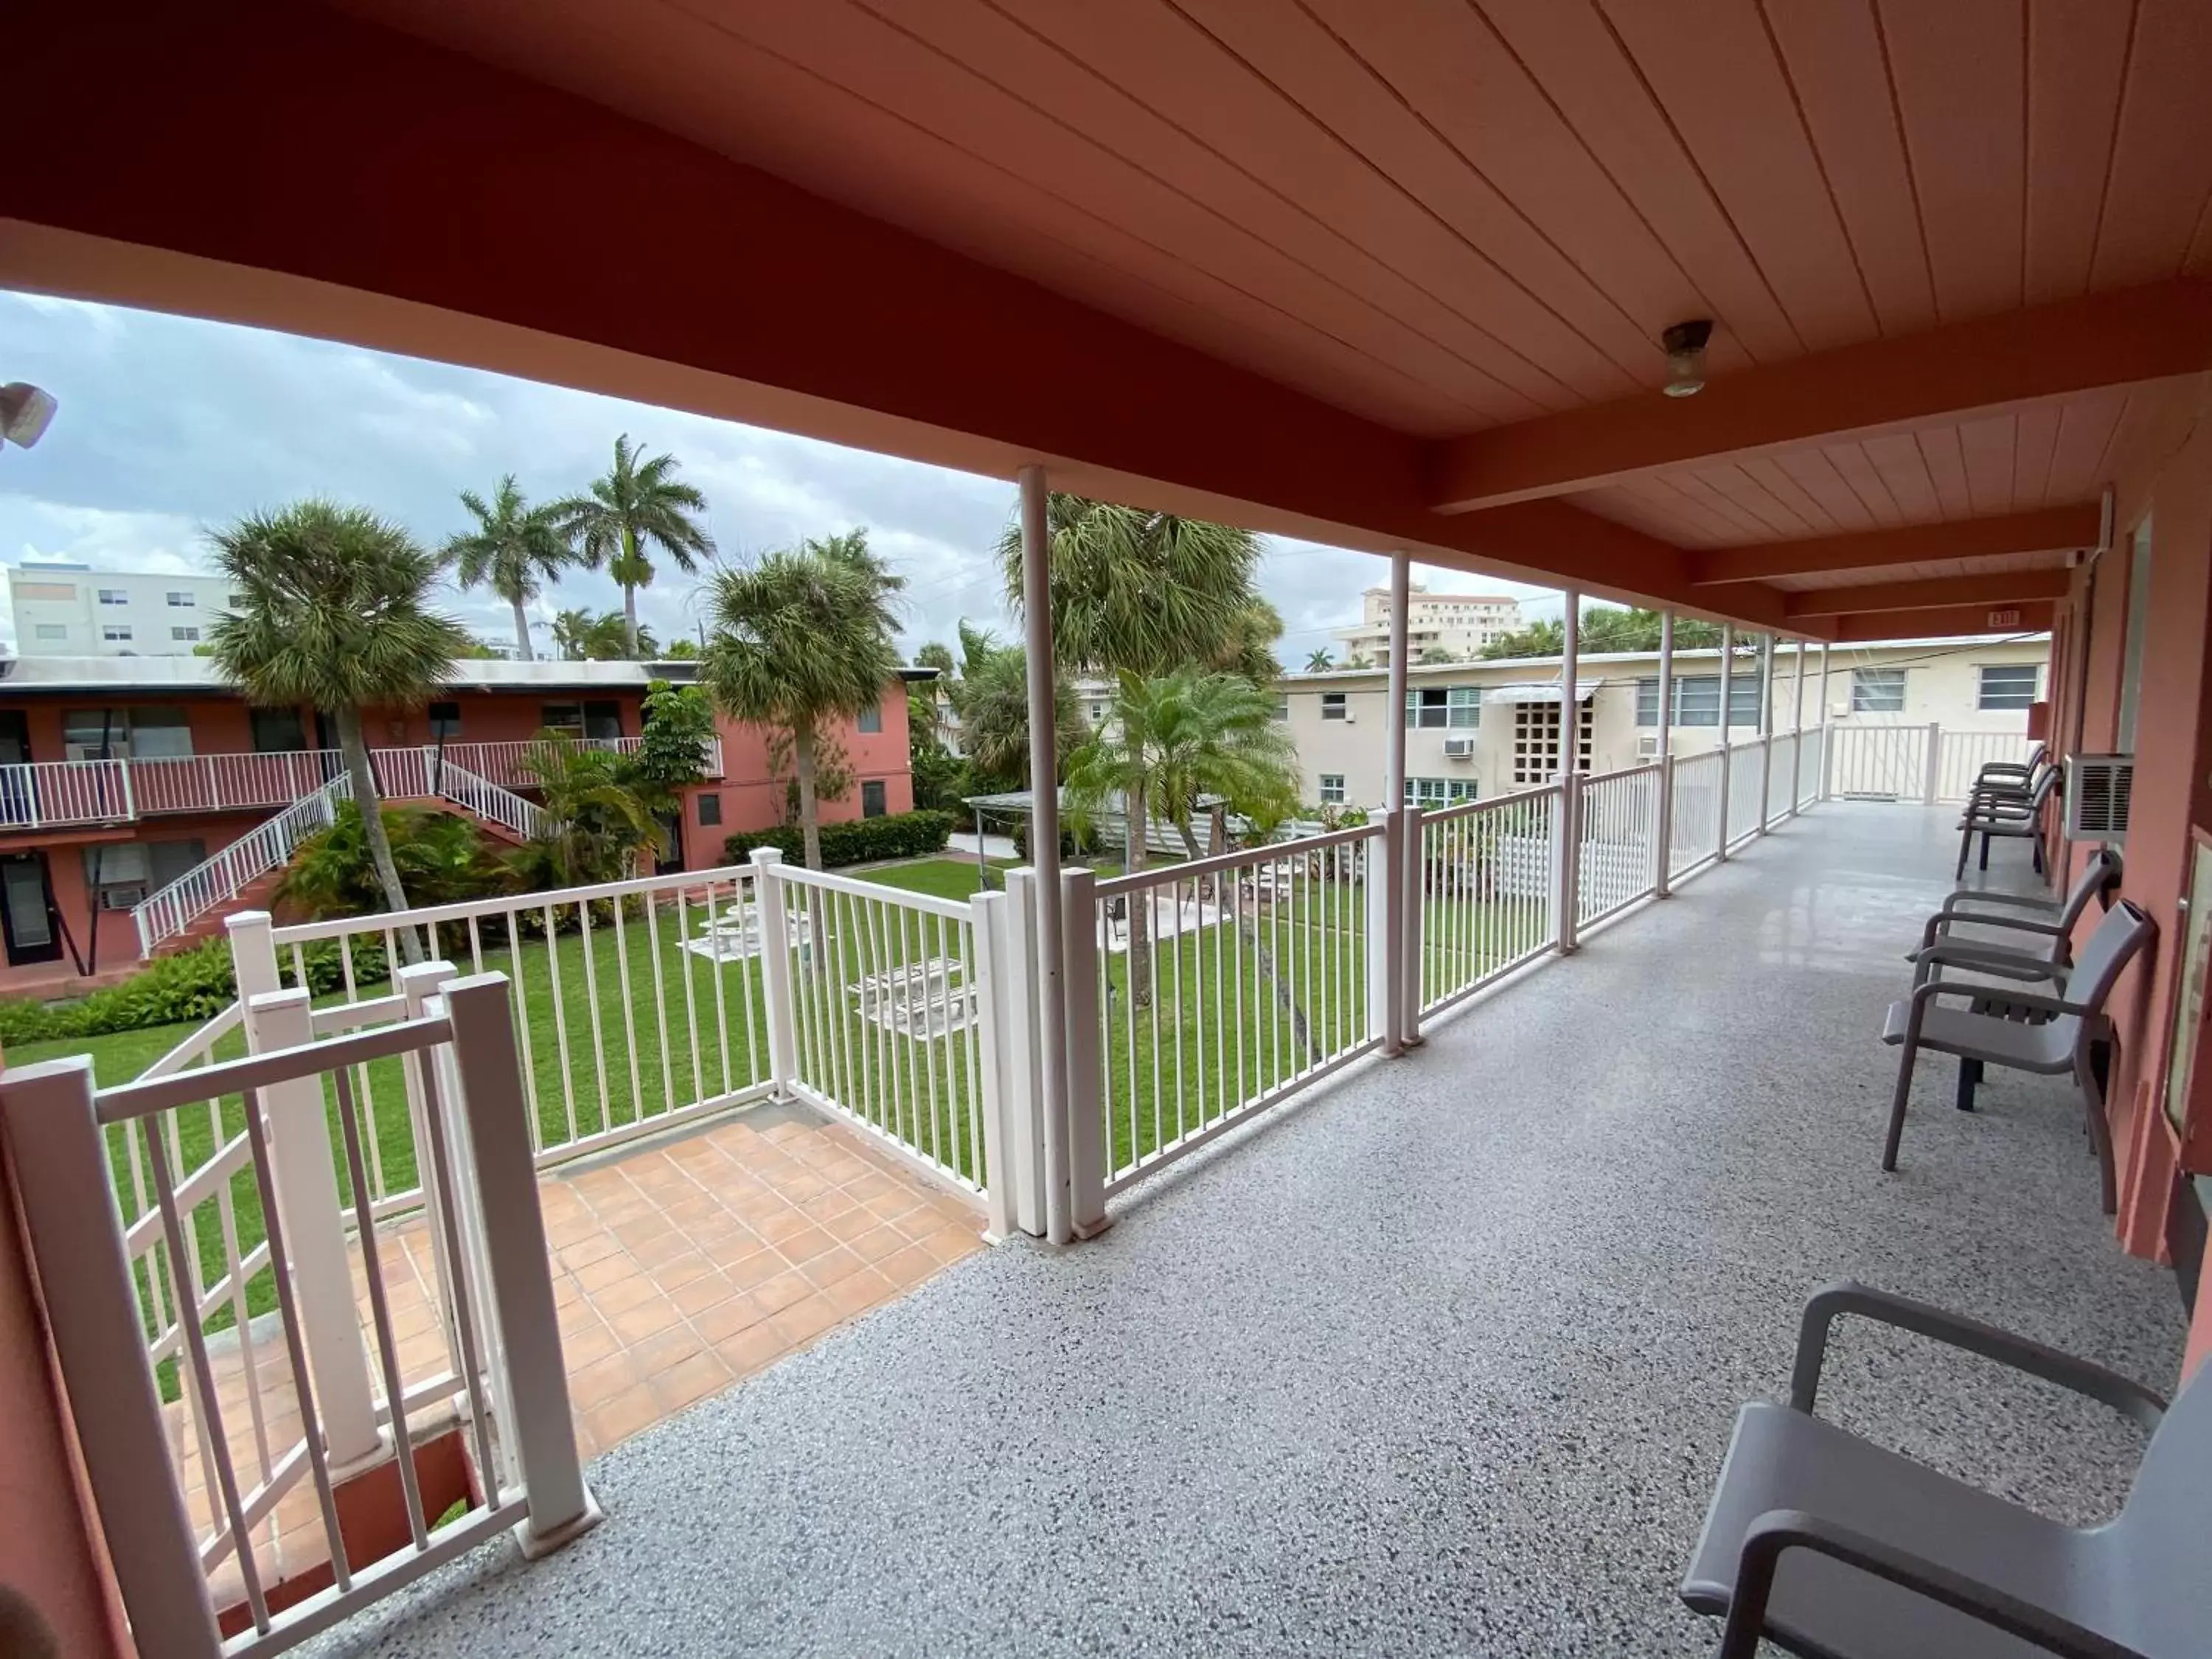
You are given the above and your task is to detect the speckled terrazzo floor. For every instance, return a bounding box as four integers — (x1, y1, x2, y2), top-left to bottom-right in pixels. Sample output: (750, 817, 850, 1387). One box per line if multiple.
(305, 804, 2187, 1658)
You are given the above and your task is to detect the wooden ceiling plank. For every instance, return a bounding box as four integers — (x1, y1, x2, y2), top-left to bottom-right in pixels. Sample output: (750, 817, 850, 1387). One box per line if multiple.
(1914, 424, 1975, 520)
(1427, 278, 2212, 510)
(2043, 389, 2132, 501)
(1821, 439, 1907, 527)
(2023, 0, 2134, 305)
(1761, 0, 1938, 335)
(2010, 403, 2062, 511)
(2090, 0, 2212, 290)
(1770, 446, 1879, 533)
(1740, 453, 1847, 535)
(1956, 414, 2019, 517)
(1694, 462, 1819, 540)
(1688, 502, 2101, 584)
(1782, 566, 2070, 616)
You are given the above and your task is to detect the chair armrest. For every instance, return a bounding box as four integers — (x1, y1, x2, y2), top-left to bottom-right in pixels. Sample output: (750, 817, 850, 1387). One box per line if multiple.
(1976, 762, 2034, 778)
(1719, 1508, 2147, 1659)
(1919, 911, 2067, 951)
(1938, 889, 2061, 919)
(1908, 941, 2062, 984)
(1788, 1281, 2167, 1430)
(1907, 981, 2097, 1021)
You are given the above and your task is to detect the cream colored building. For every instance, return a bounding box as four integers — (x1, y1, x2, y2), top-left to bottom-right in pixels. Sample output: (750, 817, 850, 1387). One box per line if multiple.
(1331, 582, 1521, 664)
(1277, 636, 2051, 811)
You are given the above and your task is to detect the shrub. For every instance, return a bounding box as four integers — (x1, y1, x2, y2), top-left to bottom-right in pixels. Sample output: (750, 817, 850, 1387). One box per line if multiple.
(723, 807, 953, 870)
(0, 934, 393, 1048)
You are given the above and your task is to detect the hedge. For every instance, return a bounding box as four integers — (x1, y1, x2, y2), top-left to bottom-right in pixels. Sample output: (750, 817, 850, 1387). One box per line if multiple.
(723, 808, 955, 870)
(0, 936, 390, 1048)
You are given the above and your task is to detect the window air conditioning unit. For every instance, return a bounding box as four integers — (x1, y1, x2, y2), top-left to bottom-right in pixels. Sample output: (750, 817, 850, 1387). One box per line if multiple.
(1442, 737, 1475, 760)
(1635, 734, 1660, 758)
(98, 885, 147, 911)
(2065, 754, 2132, 844)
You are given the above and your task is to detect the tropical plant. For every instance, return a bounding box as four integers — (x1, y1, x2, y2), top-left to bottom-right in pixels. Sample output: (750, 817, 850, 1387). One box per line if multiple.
(512, 734, 667, 887)
(953, 635, 1082, 793)
(206, 499, 467, 961)
(1419, 646, 1457, 665)
(1481, 616, 1566, 660)
(1065, 669, 1300, 1006)
(279, 802, 511, 918)
(998, 494, 1271, 681)
(700, 543, 902, 869)
(661, 636, 700, 660)
(629, 680, 717, 807)
(555, 434, 715, 658)
(551, 608, 656, 661)
(1304, 647, 1335, 672)
(444, 474, 571, 661)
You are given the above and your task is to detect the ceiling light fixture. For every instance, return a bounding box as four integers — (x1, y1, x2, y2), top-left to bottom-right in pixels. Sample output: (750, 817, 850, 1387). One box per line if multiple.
(0, 383, 58, 449)
(1660, 321, 1712, 398)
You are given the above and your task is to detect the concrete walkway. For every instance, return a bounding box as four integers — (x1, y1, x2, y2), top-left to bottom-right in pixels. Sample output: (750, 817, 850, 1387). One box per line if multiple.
(307, 803, 2185, 1658)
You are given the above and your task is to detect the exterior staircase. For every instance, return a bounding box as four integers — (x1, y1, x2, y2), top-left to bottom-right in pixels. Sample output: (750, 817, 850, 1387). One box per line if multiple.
(133, 749, 549, 956)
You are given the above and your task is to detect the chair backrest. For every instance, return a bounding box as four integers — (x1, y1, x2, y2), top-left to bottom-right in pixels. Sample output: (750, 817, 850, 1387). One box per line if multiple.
(2067, 899, 2155, 1017)
(2057, 847, 2126, 933)
(2028, 762, 2062, 810)
(2112, 1364, 2211, 1646)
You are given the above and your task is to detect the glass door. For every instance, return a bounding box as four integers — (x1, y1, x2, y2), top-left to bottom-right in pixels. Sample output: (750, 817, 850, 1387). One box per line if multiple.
(0, 853, 61, 964)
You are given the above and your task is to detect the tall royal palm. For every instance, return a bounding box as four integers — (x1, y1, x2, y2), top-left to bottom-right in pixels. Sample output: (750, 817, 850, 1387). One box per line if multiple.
(557, 434, 715, 658)
(444, 475, 570, 660)
(700, 544, 902, 870)
(206, 500, 467, 962)
(997, 494, 1270, 679)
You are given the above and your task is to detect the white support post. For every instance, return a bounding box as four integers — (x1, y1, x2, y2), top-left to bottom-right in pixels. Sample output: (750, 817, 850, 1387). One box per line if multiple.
(748, 846, 799, 1094)
(998, 868, 1048, 1239)
(1923, 722, 1944, 805)
(230, 917, 383, 1470)
(0, 1055, 224, 1659)
(1655, 610, 1676, 898)
(1399, 805, 1425, 1048)
(1367, 810, 1408, 1052)
(1018, 463, 1074, 1247)
(1058, 866, 1107, 1237)
(1817, 644, 1834, 801)
(1715, 624, 1735, 863)
(1756, 633, 1777, 835)
(969, 886, 1018, 1243)
(397, 959, 467, 1377)
(437, 973, 600, 1554)
(1385, 551, 1411, 815)
(1790, 639, 1809, 815)
(1557, 590, 1582, 953)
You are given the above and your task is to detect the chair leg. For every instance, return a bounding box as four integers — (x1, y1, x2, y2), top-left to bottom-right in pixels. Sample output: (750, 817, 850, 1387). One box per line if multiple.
(2079, 1040, 2117, 1216)
(2033, 834, 2046, 877)
(1955, 1057, 1981, 1112)
(1882, 1043, 1918, 1172)
(1979, 832, 1992, 871)
(1955, 828, 1972, 880)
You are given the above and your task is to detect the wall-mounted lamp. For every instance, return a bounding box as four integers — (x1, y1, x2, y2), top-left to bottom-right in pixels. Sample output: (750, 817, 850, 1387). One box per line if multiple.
(0, 383, 58, 449)
(1660, 321, 1712, 398)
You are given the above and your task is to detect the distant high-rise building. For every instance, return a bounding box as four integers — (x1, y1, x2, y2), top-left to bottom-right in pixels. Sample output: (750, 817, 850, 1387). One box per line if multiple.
(1332, 583, 1520, 664)
(8, 563, 243, 658)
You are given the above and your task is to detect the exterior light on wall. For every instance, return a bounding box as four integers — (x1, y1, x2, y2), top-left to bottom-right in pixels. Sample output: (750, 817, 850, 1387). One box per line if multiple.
(1660, 321, 1712, 397)
(0, 383, 58, 449)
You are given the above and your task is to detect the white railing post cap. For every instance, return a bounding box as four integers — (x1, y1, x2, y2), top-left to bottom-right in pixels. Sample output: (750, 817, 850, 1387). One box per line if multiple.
(246, 985, 311, 1016)
(224, 909, 274, 935)
(748, 846, 785, 868)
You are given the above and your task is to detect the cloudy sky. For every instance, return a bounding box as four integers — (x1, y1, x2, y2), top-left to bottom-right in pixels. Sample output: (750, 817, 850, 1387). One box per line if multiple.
(0, 292, 1562, 661)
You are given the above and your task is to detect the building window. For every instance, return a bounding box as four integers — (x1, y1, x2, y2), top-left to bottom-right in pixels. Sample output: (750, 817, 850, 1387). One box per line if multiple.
(541, 700, 625, 741)
(128, 706, 194, 759)
(1977, 664, 2040, 712)
(32, 624, 66, 641)
(63, 709, 124, 759)
(14, 582, 76, 601)
(1403, 777, 1478, 807)
(251, 708, 307, 753)
(1321, 692, 1347, 721)
(428, 700, 462, 740)
(102, 625, 133, 643)
(697, 793, 723, 827)
(1318, 773, 1345, 804)
(171, 626, 200, 642)
(227, 592, 248, 608)
(1851, 667, 1907, 714)
(166, 591, 195, 608)
(1273, 695, 1289, 723)
(856, 703, 882, 734)
(861, 779, 888, 817)
(1406, 686, 1478, 729)
(1512, 701, 1593, 783)
(97, 588, 128, 605)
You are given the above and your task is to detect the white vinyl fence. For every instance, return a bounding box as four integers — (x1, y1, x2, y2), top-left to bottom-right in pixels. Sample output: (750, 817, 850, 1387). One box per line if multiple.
(1576, 763, 1662, 928)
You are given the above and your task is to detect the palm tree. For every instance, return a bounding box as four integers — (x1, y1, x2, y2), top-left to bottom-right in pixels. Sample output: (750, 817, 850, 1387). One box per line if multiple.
(551, 608, 654, 661)
(1065, 669, 1299, 1006)
(556, 434, 715, 658)
(952, 636, 1082, 793)
(444, 475, 571, 660)
(206, 500, 467, 962)
(998, 494, 1269, 680)
(1304, 648, 1335, 673)
(700, 546, 902, 869)
(513, 734, 666, 886)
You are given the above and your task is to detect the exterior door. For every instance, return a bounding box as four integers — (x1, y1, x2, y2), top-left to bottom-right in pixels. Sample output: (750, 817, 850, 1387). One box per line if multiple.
(0, 853, 62, 964)
(0, 711, 32, 827)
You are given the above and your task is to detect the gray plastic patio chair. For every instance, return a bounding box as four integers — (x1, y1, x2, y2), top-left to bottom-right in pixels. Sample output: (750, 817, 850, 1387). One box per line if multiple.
(1879, 900, 2154, 1213)
(1681, 1279, 2190, 1659)
(1955, 764, 2060, 879)
(1907, 847, 2124, 988)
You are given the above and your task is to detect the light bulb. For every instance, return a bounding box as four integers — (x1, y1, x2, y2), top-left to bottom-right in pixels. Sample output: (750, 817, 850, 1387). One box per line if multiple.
(1660, 321, 1713, 398)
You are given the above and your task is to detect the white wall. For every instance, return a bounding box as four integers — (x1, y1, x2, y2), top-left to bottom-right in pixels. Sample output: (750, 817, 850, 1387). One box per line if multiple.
(9, 568, 240, 658)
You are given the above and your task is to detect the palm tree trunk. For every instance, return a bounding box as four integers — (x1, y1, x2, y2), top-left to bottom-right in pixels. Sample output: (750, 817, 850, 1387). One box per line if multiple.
(1172, 815, 1317, 1066)
(793, 723, 824, 870)
(621, 525, 640, 658)
(1127, 787, 1151, 1008)
(336, 706, 424, 965)
(510, 595, 534, 661)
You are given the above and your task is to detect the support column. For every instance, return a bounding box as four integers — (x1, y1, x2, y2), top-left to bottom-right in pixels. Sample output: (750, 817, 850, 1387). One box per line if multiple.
(748, 847, 799, 1093)
(1060, 865, 1107, 1236)
(1382, 552, 1412, 1055)
(1017, 464, 1074, 1245)
(1790, 639, 1809, 815)
(1715, 624, 1735, 863)
(1557, 591, 1582, 955)
(1654, 611, 1675, 898)
(1817, 644, 1834, 801)
(1756, 634, 1776, 835)
(1385, 551, 1410, 815)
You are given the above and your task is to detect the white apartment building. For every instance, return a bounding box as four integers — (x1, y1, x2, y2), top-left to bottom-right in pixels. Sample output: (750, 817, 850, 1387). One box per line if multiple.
(1331, 582, 1521, 664)
(9, 563, 243, 658)
(1278, 636, 2051, 812)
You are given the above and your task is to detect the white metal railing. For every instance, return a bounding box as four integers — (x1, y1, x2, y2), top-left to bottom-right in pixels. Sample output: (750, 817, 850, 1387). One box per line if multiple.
(1764, 731, 1800, 827)
(443, 734, 725, 790)
(422, 751, 548, 841)
(127, 749, 346, 815)
(132, 777, 346, 956)
(0, 756, 133, 829)
(1797, 726, 1826, 810)
(1668, 750, 1725, 883)
(1418, 787, 1559, 1015)
(1725, 740, 1767, 846)
(1933, 729, 2034, 803)
(1577, 763, 1661, 928)
(1826, 722, 1935, 800)
(763, 855, 995, 1196)
(0, 973, 595, 1658)
(1079, 822, 1386, 1194)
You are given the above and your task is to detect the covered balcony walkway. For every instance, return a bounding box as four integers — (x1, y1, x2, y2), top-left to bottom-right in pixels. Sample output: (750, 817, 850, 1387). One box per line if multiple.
(309, 803, 2183, 1657)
